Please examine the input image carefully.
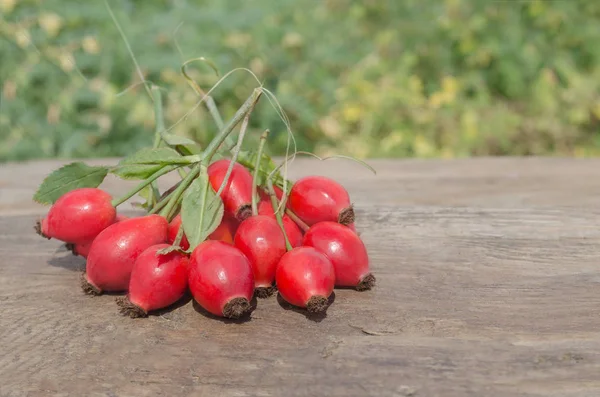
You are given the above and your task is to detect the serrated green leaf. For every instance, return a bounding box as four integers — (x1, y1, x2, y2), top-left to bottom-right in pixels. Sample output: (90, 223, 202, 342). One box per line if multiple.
(181, 171, 224, 250)
(237, 150, 281, 187)
(33, 162, 109, 204)
(112, 147, 182, 180)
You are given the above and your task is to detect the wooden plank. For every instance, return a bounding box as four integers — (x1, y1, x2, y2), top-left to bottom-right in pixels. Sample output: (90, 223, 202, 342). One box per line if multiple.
(1, 202, 600, 396)
(3, 157, 600, 216)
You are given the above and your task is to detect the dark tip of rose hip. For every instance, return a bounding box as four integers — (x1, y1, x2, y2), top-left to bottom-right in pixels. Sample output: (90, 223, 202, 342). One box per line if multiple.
(338, 206, 355, 225)
(65, 243, 77, 256)
(34, 221, 50, 240)
(80, 273, 102, 296)
(255, 285, 277, 299)
(236, 204, 253, 222)
(307, 295, 329, 313)
(116, 297, 148, 318)
(222, 297, 251, 319)
(356, 273, 376, 291)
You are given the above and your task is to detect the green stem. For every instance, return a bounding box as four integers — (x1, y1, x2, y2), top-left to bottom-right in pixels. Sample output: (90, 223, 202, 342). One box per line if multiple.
(267, 178, 292, 251)
(285, 208, 309, 233)
(152, 86, 165, 148)
(206, 96, 225, 131)
(149, 189, 175, 215)
(202, 88, 262, 163)
(251, 129, 269, 216)
(212, 109, 253, 200)
(151, 86, 165, 205)
(111, 165, 178, 208)
(160, 164, 200, 221)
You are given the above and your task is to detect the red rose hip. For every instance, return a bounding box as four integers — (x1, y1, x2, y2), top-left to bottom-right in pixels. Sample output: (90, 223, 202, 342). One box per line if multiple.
(302, 221, 375, 290)
(36, 188, 116, 244)
(82, 215, 168, 295)
(287, 176, 354, 226)
(276, 246, 335, 313)
(257, 200, 303, 247)
(168, 213, 237, 250)
(234, 215, 287, 297)
(207, 159, 254, 221)
(188, 240, 254, 318)
(116, 243, 189, 317)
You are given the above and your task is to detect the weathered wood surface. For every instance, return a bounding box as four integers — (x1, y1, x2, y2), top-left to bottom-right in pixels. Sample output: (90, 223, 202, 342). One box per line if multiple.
(1, 157, 600, 397)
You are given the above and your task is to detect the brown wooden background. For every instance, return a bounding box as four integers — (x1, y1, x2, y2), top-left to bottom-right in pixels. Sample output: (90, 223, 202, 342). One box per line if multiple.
(1, 157, 599, 397)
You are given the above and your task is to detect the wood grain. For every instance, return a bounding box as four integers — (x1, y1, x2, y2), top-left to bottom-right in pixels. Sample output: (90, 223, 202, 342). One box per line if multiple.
(1, 158, 599, 396)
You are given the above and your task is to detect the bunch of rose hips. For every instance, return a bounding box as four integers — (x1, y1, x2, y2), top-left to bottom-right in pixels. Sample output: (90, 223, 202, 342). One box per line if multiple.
(34, 87, 375, 319)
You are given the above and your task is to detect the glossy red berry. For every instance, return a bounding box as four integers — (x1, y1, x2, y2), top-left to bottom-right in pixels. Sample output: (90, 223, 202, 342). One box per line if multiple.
(166, 214, 191, 250)
(276, 246, 335, 313)
(168, 213, 236, 250)
(302, 221, 375, 290)
(257, 200, 303, 247)
(207, 159, 254, 221)
(82, 215, 168, 295)
(287, 176, 354, 226)
(67, 213, 129, 259)
(36, 188, 116, 244)
(116, 243, 189, 317)
(234, 215, 287, 297)
(188, 240, 254, 318)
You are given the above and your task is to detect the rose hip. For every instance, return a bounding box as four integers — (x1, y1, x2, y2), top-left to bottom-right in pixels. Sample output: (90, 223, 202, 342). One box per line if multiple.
(302, 221, 375, 290)
(67, 213, 129, 258)
(287, 176, 354, 226)
(275, 246, 335, 313)
(188, 240, 254, 319)
(208, 159, 254, 221)
(257, 200, 303, 247)
(82, 215, 168, 295)
(234, 215, 287, 297)
(167, 213, 237, 250)
(36, 188, 116, 244)
(116, 243, 189, 317)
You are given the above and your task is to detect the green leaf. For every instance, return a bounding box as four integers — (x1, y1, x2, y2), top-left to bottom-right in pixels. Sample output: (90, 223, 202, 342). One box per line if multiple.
(161, 133, 197, 146)
(237, 150, 281, 187)
(156, 245, 187, 256)
(181, 171, 224, 250)
(131, 185, 154, 210)
(33, 162, 109, 204)
(112, 147, 182, 180)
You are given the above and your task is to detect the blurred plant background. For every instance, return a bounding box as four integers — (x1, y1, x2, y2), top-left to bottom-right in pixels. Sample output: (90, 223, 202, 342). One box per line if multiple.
(2, 0, 600, 162)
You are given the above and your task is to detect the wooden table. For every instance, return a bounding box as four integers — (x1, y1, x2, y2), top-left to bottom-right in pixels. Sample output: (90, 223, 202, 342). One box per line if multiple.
(1, 157, 599, 397)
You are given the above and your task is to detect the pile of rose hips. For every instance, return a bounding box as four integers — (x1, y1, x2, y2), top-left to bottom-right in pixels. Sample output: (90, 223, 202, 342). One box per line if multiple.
(33, 86, 374, 319)
(36, 162, 374, 319)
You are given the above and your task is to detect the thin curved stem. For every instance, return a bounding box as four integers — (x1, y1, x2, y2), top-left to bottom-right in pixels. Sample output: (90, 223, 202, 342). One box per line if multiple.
(251, 130, 269, 216)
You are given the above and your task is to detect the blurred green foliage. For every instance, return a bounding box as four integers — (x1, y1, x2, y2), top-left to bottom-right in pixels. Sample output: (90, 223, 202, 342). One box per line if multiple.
(2, 0, 600, 162)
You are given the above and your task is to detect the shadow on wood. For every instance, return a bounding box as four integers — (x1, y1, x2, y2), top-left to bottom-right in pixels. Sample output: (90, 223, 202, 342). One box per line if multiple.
(191, 296, 257, 324)
(276, 292, 336, 323)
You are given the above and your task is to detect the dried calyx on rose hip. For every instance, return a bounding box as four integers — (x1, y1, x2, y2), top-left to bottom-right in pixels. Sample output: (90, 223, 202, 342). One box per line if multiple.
(303, 221, 375, 291)
(116, 243, 189, 318)
(276, 246, 335, 313)
(287, 175, 354, 227)
(35, 187, 116, 244)
(82, 215, 168, 295)
(188, 240, 255, 319)
(234, 215, 287, 298)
